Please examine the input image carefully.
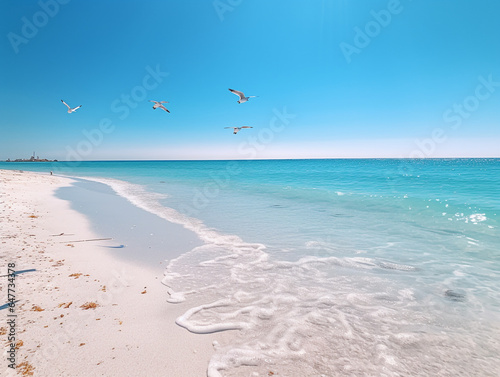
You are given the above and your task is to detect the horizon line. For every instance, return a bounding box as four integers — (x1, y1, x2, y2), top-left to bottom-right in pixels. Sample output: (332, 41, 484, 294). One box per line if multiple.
(2, 157, 500, 163)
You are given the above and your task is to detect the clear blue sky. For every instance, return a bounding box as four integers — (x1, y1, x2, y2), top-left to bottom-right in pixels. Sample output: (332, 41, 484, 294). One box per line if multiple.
(1, 0, 499, 160)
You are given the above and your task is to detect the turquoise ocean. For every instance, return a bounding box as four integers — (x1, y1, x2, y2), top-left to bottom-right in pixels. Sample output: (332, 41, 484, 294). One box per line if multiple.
(2, 159, 499, 376)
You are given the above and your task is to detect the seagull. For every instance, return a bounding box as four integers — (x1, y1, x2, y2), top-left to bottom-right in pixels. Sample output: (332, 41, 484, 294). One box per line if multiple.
(149, 100, 170, 113)
(61, 100, 82, 113)
(225, 126, 253, 134)
(228, 88, 257, 104)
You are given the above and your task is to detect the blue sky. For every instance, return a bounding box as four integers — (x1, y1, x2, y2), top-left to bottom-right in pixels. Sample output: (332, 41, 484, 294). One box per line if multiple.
(1, 0, 499, 160)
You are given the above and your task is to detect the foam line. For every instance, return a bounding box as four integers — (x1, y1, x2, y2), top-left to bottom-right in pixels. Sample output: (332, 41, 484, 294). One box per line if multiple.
(175, 299, 252, 334)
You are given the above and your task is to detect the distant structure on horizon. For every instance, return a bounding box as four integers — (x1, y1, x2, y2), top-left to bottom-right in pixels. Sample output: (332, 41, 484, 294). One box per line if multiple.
(5, 152, 57, 162)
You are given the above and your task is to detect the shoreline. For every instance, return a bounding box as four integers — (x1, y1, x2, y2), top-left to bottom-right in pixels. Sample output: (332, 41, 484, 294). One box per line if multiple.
(0, 169, 224, 376)
(55, 177, 205, 271)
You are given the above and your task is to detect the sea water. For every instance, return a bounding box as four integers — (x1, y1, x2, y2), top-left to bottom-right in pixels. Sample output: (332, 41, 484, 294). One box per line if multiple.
(2, 159, 499, 376)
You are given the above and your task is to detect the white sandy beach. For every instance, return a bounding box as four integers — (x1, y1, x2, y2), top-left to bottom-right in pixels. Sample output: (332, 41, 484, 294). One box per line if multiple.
(0, 169, 224, 376)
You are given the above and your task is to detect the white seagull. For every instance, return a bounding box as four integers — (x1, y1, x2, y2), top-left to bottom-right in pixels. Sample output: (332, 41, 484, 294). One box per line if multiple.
(225, 126, 253, 134)
(228, 88, 257, 104)
(149, 100, 170, 113)
(61, 100, 82, 113)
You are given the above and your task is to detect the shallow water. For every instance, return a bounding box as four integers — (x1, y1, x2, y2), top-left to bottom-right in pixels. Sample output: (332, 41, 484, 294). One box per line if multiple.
(2, 159, 499, 376)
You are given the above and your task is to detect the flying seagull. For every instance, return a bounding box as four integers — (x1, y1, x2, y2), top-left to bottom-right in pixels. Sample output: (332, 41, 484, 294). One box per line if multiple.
(149, 100, 170, 113)
(61, 100, 82, 113)
(228, 88, 257, 104)
(225, 126, 253, 134)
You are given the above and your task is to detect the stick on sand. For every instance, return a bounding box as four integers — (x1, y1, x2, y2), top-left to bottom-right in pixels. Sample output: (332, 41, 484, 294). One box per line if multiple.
(60, 237, 112, 243)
